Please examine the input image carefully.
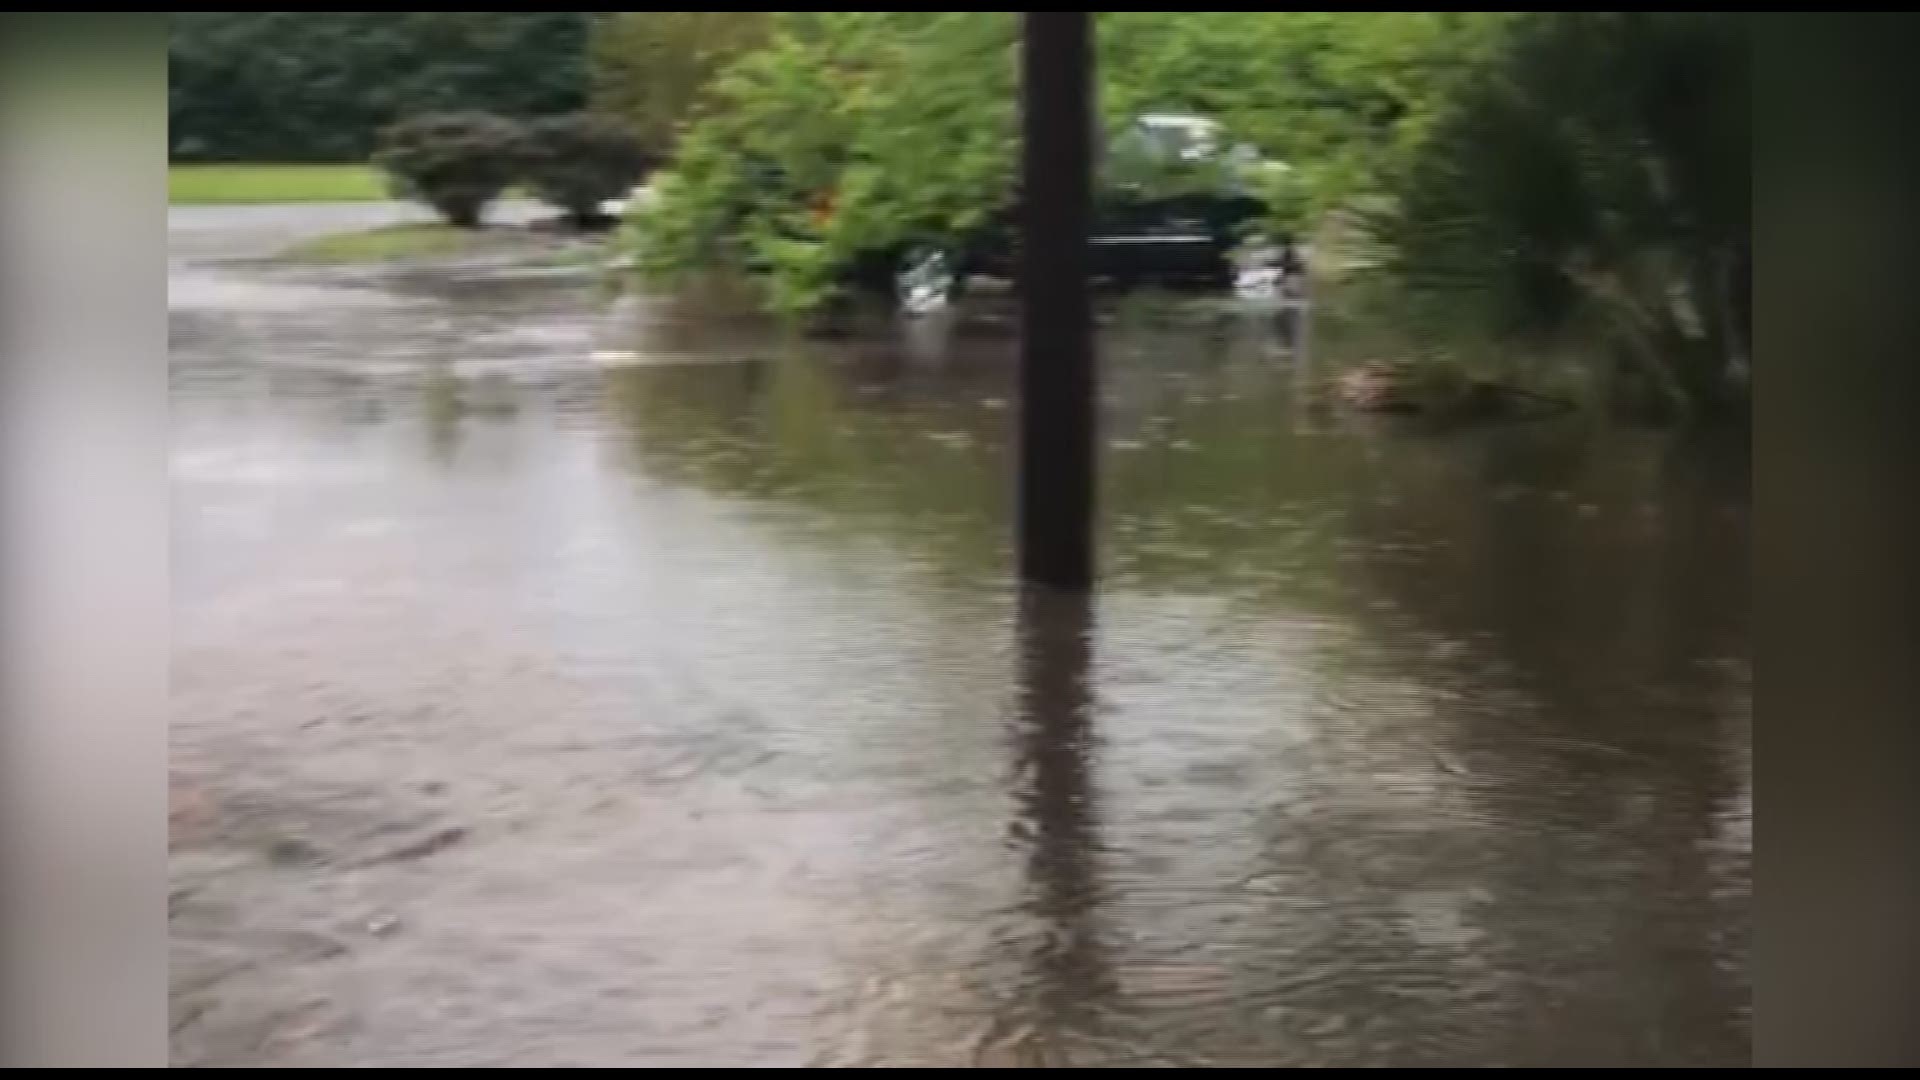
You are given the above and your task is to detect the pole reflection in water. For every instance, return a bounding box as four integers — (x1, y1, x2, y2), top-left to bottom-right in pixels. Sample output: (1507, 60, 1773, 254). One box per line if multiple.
(996, 584, 1112, 1065)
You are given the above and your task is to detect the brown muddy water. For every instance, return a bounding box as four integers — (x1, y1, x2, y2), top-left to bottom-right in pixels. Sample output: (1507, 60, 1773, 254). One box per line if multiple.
(169, 205, 1749, 1067)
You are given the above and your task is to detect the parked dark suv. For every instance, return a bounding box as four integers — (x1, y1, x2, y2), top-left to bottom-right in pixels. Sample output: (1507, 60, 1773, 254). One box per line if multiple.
(853, 113, 1289, 313)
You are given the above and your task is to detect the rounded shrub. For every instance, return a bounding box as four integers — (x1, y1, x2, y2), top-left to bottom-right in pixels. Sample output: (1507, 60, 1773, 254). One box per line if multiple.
(374, 111, 524, 228)
(518, 113, 655, 229)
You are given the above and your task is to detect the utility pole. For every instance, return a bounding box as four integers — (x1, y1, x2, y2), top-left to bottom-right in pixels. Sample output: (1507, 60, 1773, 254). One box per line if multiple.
(1017, 11, 1096, 592)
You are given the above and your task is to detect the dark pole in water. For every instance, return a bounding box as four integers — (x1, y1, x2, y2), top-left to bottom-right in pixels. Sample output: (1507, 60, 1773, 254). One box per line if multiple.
(1018, 11, 1096, 592)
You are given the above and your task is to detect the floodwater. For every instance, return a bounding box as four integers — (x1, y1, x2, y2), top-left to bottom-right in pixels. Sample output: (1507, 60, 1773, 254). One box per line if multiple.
(169, 205, 1750, 1067)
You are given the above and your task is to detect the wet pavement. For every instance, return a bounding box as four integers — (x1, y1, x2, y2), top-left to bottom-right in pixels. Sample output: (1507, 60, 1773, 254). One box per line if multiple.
(169, 204, 1750, 1067)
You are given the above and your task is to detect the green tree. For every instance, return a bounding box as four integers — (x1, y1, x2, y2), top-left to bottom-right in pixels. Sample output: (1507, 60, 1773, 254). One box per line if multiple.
(631, 12, 1489, 311)
(634, 12, 1018, 313)
(169, 12, 590, 162)
(1097, 13, 1505, 221)
(1374, 12, 1750, 418)
(588, 12, 773, 162)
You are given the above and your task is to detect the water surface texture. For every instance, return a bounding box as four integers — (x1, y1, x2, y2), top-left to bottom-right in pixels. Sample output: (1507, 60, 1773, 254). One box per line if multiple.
(170, 205, 1749, 1067)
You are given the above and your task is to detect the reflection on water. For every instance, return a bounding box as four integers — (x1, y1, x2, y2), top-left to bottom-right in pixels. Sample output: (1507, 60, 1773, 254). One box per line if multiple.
(1003, 585, 1108, 1066)
(170, 226, 1748, 1067)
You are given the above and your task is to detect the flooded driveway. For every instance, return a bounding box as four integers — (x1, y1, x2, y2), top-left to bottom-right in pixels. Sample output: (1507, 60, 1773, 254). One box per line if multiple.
(169, 205, 1749, 1067)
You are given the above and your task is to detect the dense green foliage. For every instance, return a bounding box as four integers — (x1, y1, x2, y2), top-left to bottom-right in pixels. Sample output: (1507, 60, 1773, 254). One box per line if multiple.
(631, 12, 1500, 312)
(517, 115, 655, 228)
(588, 13, 773, 162)
(373, 112, 524, 228)
(625, 11, 1747, 418)
(168, 12, 590, 162)
(1376, 12, 1750, 418)
(1097, 13, 1506, 223)
(635, 13, 1021, 313)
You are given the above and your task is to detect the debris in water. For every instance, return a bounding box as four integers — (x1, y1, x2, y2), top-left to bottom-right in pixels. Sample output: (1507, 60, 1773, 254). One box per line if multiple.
(1240, 872, 1290, 895)
(356, 825, 468, 866)
(266, 836, 326, 868)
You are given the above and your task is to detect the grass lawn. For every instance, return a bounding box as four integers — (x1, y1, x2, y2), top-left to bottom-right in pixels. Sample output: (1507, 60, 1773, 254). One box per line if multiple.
(169, 163, 389, 205)
(276, 223, 489, 263)
(275, 222, 609, 267)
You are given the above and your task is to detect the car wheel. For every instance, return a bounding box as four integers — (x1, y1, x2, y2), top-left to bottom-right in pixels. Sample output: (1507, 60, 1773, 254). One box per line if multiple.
(1234, 265, 1284, 301)
(1232, 234, 1285, 301)
(895, 246, 958, 316)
